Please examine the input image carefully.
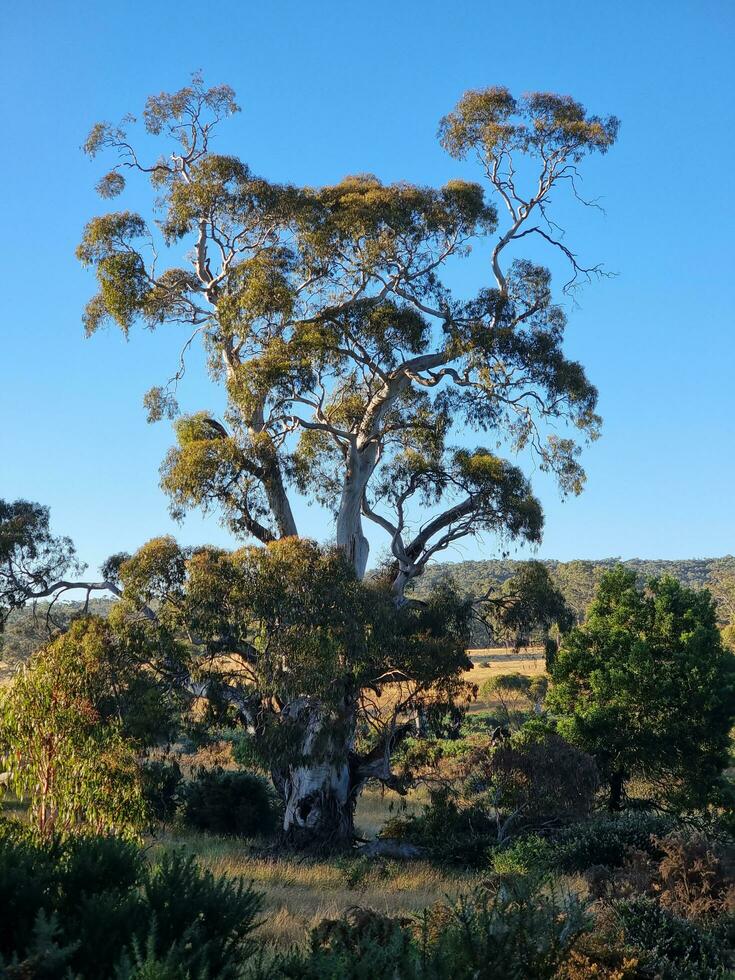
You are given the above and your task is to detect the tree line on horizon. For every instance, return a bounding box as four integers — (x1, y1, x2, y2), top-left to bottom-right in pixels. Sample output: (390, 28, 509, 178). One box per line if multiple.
(4, 554, 734, 666)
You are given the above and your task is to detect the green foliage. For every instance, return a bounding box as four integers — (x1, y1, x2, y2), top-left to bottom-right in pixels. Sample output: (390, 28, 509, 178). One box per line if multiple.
(0, 825, 262, 979)
(480, 672, 545, 729)
(382, 786, 496, 867)
(272, 906, 416, 979)
(463, 727, 598, 831)
(0, 499, 81, 631)
(551, 811, 677, 872)
(409, 555, 735, 644)
(139, 759, 183, 824)
(180, 768, 280, 838)
(490, 833, 555, 882)
(75, 77, 618, 604)
(477, 561, 573, 655)
(439, 87, 618, 162)
(269, 881, 589, 979)
(614, 897, 734, 979)
(0, 619, 148, 836)
(548, 567, 735, 810)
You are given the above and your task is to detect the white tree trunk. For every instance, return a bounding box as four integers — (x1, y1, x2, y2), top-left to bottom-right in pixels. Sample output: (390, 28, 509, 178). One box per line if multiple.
(274, 697, 357, 848)
(335, 445, 377, 579)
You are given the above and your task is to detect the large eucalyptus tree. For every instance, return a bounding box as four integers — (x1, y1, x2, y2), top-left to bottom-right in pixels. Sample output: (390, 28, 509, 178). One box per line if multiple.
(78, 76, 616, 595)
(6, 77, 617, 847)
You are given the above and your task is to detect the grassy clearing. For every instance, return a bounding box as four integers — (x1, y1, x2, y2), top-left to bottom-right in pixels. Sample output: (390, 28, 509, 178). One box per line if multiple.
(155, 819, 482, 947)
(464, 646, 546, 714)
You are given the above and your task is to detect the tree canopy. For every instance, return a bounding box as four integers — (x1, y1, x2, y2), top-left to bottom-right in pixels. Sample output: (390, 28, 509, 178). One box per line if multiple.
(548, 567, 735, 810)
(77, 75, 618, 594)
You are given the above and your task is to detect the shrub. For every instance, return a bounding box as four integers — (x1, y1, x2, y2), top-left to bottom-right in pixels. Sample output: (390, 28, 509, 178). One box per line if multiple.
(419, 882, 589, 979)
(552, 811, 676, 872)
(654, 830, 735, 919)
(141, 850, 263, 978)
(180, 767, 280, 838)
(548, 569, 735, 810)
(490, 833, 555, 881)
(139, 759, 183, 824)
(382, 787, 496, 866)
(615, 897, 735, 978)
(272, 907, 416, 979)
(472, 728, 599, 830)
(0, 821, 57, 957)
(0, 823, 263, 979)
(0, 620, 147, 837)
(57, 833, 145, 902)
(266, 881, 589, 979)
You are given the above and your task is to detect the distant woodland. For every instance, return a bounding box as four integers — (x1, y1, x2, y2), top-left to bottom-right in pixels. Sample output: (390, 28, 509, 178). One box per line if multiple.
(413, 556, 735, 644)
(4, 557, 734, 670)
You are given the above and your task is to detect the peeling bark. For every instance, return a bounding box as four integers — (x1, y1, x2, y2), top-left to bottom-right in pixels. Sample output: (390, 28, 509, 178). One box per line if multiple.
(274, 697, 358, 849)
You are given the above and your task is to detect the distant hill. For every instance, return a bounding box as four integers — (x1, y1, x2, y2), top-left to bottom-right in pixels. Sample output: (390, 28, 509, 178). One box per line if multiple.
(409, 556, 735, 644)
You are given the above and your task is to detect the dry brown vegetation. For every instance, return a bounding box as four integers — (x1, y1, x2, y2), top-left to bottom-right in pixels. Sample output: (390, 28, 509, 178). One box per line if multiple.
(156, 787, 477, 947)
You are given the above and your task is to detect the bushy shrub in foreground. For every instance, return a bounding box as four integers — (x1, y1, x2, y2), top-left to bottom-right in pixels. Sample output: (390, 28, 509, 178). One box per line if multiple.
(263, 881, 589, 979)
(180, 767, 281, 838)
(0, 821, 262, 979)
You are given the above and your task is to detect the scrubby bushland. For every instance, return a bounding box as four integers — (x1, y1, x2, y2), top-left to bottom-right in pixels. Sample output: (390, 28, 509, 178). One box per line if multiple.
(384, 727, 598, 865)
(180, 767, 281, 838)
(265, 821, 735, 978)
(262, 881, 589, 980)
(0, 821, 262, 979)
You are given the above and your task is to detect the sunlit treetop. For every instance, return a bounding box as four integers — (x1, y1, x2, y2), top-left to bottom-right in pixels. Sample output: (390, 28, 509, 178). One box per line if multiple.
(77, 74, 618, 593)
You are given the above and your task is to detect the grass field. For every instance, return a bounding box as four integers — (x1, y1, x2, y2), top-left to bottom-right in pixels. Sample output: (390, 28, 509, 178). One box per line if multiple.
(463, 646, 545, 714)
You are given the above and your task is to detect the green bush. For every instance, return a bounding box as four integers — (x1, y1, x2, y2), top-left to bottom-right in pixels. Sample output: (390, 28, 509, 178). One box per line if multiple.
(266, 881, 589, 979)
(180, 767, 280, 838)
(270, 907, 416, 979)
(382, 787, 496, 866)
(139, 759, 183, 824)
(490, 833, 555, 881)
(0, 823, 263, 979)
(419, 882, 589, 980)
(552, 811, 676, 872)
(615, 897, 735, 978)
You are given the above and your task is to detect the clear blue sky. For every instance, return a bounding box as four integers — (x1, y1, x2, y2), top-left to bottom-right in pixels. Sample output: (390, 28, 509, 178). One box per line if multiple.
(1, 0, 733, 578)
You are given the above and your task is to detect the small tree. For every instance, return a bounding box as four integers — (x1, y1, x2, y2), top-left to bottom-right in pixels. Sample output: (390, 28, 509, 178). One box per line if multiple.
(0, 618, 148, 836)
(547, 567, 735, 811)
(481, 673, 549, 730)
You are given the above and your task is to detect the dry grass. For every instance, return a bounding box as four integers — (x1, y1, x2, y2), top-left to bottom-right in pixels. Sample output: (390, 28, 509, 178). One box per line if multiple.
(464, 647, 546, 715)
(156, 817, 480, 947)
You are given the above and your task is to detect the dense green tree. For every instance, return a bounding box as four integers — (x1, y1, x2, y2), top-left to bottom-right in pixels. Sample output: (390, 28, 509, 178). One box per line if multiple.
(547, 567, 735, 811)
